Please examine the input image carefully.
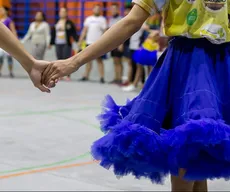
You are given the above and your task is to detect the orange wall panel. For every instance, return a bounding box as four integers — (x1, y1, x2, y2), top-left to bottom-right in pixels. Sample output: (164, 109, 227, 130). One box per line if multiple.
(0, 0, 11, 8)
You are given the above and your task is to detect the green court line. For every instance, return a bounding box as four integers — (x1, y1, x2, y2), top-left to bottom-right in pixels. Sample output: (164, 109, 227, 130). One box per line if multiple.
(0, 107, 103, 174)
(0, 107, 100, 117)
(0, 152, 90, 175)
(52, 114, 100, 130)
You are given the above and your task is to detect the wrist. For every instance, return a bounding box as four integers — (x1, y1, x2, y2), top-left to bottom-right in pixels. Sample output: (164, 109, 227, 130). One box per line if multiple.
(69, 55, 81, 71)
(21, 56, 36, 73)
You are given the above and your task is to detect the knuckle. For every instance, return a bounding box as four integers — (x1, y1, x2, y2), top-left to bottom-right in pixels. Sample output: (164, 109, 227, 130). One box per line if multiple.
(54, 65, 58, 70)
(56, 68, 61, 73)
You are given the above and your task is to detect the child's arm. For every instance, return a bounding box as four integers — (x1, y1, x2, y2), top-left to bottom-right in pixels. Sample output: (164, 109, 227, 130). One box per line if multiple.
(42, 4, 150, 85)
(72, 5, 148, 66)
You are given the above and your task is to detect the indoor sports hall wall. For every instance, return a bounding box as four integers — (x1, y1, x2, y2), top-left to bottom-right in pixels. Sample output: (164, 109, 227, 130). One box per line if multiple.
(9, 0, 128, 37)
(0, 0, 11, 8)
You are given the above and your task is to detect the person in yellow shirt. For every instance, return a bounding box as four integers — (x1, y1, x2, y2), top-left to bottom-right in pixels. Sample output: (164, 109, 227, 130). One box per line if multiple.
(133, 30, 160, 69)
(125, 30, 160, 92)
(42, 0, 230, 191)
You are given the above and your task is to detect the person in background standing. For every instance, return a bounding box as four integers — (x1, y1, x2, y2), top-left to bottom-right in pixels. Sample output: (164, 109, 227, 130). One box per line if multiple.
(22, 11, 50, 60)
(131, 29, 160, 92)
(108, 3, 123, 84)
(122, 13, 162, 92)
(78, 4, 107, 84)
(0, 6, 17, 78)
(122, 23, 146, 92)
(50, 7, 78, 81)
(119, 5, 132, 86)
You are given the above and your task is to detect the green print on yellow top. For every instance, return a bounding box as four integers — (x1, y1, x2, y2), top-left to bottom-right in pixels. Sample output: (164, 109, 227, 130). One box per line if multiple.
(132, 0, 230, 44)
(187, 9, 198, 26)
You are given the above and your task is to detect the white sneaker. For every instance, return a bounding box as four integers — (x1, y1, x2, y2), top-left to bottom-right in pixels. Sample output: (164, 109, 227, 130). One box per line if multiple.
(122, 84, 136, 92)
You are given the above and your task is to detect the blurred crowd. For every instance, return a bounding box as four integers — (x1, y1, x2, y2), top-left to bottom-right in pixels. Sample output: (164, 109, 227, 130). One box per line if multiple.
(0, 3, 168, 92)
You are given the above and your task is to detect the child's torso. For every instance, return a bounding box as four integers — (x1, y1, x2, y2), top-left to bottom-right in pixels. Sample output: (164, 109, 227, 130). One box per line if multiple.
(163, 0, 230, 44)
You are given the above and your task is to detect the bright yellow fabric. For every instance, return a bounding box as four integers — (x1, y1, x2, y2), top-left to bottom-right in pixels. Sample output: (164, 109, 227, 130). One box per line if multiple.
(81, 40, 87, 50)
(133, 0, 230, 44)
(142, 38, 159, 51)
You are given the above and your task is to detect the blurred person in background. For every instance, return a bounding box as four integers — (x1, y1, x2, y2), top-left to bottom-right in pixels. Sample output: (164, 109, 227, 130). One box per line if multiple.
(140, 13, 162, 75)
(108, 3, 123, 84)
(122, 22, 146, 92)
(22, 11, 50, 60)
(78, 4, 107, 84)
(131, 30, 160, 92)
(123, 14, 165, 92)
(0, 6, 17, 78)
(50, 7, 78, 81)
(120, 5, 132, 86)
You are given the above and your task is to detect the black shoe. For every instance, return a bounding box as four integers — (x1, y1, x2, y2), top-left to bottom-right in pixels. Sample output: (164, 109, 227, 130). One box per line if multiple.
(108, 80, 117, 84)
(109, 80, 122, 85)
(100, 78, 105, 84)
(116, 80, 122, 85)
(79, 77, 88, 81)
(10, 73, 14, 78)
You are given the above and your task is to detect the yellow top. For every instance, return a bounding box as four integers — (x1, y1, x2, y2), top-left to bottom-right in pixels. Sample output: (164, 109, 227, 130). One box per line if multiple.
(142, 38, 159, 51)
(133, 0, 230, 44)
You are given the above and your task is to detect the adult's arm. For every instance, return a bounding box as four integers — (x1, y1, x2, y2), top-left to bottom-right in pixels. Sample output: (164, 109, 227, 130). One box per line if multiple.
(0, 22, 51, 92)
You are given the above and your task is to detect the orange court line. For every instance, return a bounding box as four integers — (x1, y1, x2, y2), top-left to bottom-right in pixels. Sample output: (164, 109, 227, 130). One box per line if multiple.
(0, 160, 98, 180)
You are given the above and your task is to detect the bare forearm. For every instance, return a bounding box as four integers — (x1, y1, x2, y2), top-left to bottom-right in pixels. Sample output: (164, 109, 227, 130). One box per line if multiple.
(0, 23, 34, 72)
(41, 5, 150, 86)
(72, 5, 149, 68)
(73, 18, 139, 67)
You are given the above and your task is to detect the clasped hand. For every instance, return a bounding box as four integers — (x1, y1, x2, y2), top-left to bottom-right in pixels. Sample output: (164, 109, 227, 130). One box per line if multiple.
(29, 58, 77, 93)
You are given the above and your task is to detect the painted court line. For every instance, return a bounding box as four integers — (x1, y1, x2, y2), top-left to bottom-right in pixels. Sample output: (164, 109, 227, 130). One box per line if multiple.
(0, 152, 90, 175)
(0, 161, 98, 180)
(52, 114, 100, 130)
(0, 107, 100, 117)
(0, 112, 102, 175)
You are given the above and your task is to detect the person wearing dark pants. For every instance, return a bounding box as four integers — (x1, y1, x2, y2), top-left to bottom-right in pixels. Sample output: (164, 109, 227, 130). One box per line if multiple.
(122, 26, 146, 92)
(55, 44, 72, 61)
(50, 7, 78, 81)
(108, 3, 123, 84)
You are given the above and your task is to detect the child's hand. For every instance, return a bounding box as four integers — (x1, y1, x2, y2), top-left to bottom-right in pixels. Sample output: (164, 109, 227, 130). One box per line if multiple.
(28, 60, 53, 93)
(41, 58, 78, 88)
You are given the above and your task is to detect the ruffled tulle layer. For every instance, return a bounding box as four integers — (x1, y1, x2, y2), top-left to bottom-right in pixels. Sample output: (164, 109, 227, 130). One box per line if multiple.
(91, 95, 230, 183)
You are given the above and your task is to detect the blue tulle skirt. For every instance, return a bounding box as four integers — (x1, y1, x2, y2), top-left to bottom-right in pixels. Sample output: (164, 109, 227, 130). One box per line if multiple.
(133, 47, 157, 66)
(91, 37, 230, 184)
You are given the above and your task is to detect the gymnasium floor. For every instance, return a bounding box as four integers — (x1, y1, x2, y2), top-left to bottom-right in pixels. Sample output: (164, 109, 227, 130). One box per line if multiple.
(0, 44, 230, 191)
